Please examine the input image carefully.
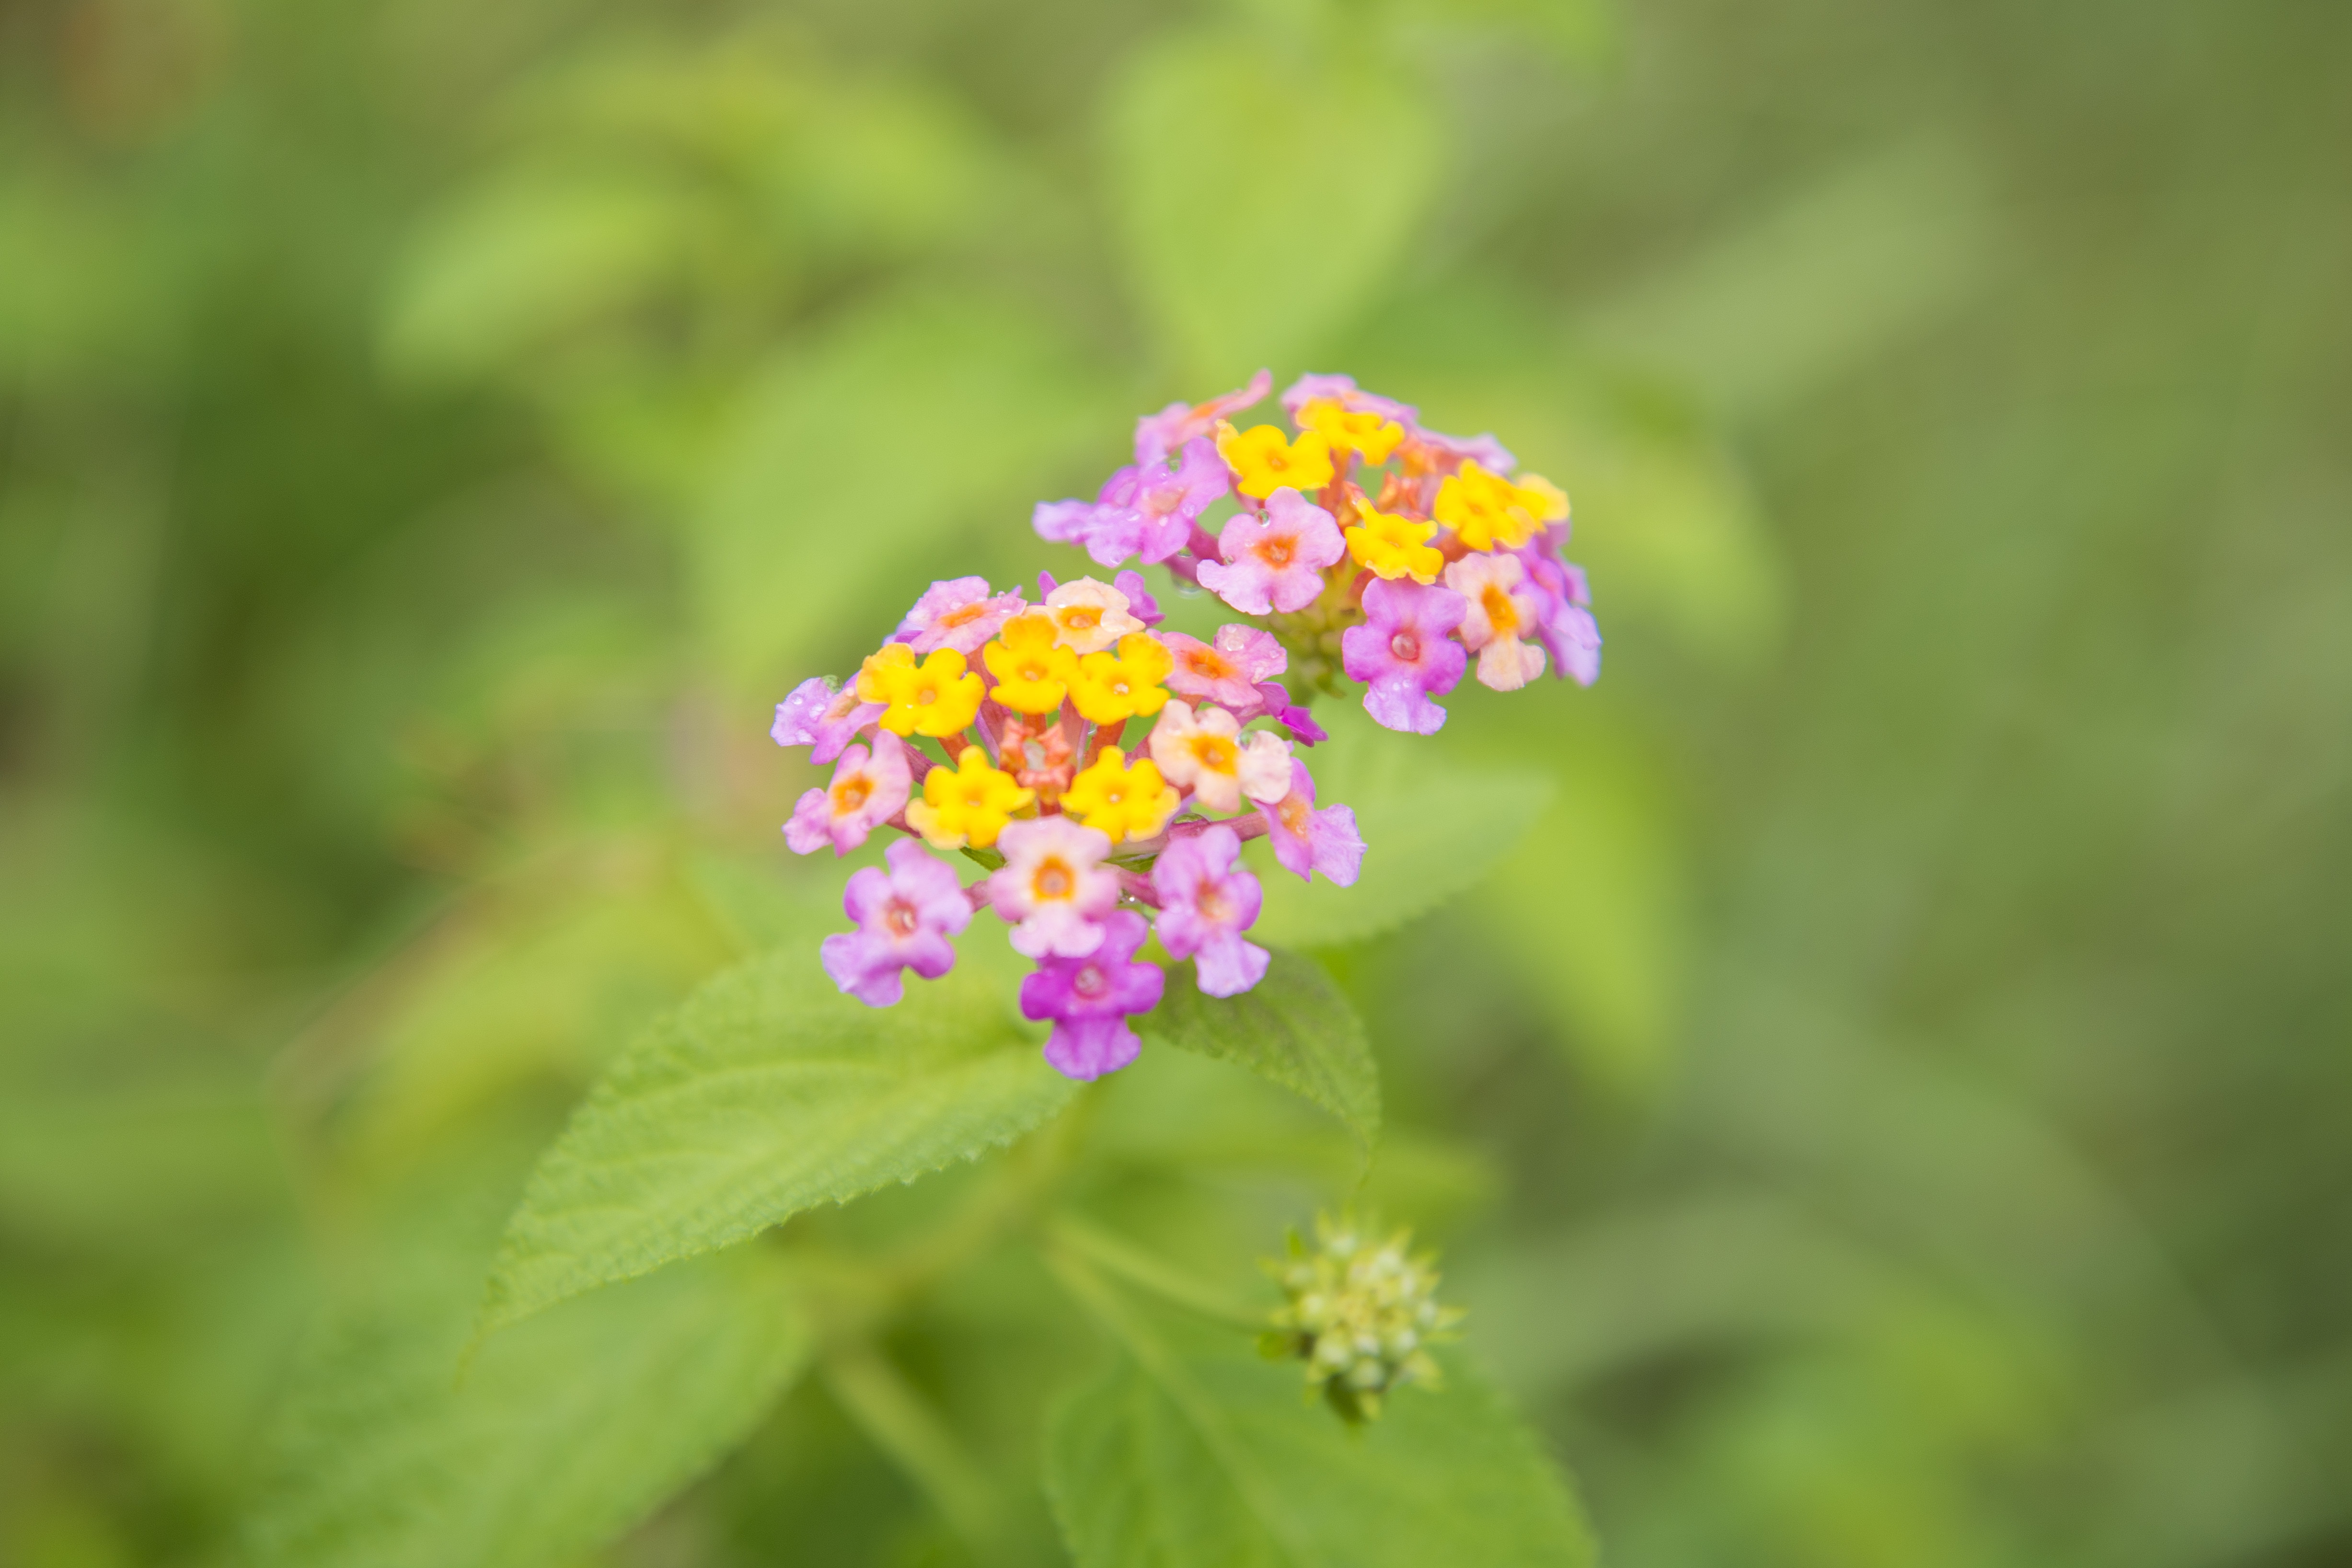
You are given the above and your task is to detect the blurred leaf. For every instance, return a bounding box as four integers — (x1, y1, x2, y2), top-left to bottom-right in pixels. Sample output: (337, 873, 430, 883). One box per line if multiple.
(382, 169, 703, 383)
(1046, 1335, 1592, 1568)
(479, 948, 1072, 1337)
(1247, 702, 1553, 947)
(1144, 951, 1380, 1149)
(1107, 27, 1441, 379)
(695, 288, 1102, 693)
(249, 1247, 809, 1568)
(1582, 134, 1999, 417)
(1383, 0, 1614, 66)
(1476, 709, 1685, 1094)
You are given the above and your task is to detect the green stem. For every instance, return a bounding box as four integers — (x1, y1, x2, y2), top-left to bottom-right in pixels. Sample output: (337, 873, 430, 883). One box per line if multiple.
(822, 1339, 1001, 1554)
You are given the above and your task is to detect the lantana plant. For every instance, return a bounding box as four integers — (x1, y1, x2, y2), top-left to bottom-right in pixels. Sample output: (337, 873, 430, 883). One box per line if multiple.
(772, 372, 1600, 1086)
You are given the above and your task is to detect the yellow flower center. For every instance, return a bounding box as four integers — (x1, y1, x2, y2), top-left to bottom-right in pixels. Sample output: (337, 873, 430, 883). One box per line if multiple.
(1481, 585, 1519, 637)
(1035, 859, 1073, 899)
(834, 776, 872, 812)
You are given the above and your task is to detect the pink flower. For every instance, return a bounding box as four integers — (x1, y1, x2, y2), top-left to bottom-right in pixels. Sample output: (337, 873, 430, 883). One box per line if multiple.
(1443, 553, 1548, 692)
(1519, 550, 1601, 686)
(987, 815, 1120, 958)
(1134, 369, 1272, 466)
(1148, 701, 1248, 814)
(1162, 624, 1286, 710)
(1339, 578, 1469, 735)
(1083, 437, 1231, 566)
(1278, 372, 1418, 427)
(772, 677, 885, 766)
(784, 733, 912, 855)
(1019, 909, 1164, 1081)
(1196, 488, 1346, 615)
(894, 577, 1026, 656)
(1150, 825, 1269, 998)
(820, 839, 974, 1006)
(1237, 730, 1294, 805)
(1260, 759, 1365, 885)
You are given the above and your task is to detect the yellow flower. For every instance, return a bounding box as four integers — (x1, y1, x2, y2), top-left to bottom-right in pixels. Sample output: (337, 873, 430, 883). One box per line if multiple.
(1433, 461, 1568, 551)
(1059, 747, 1180, 844)
(1299, 398, 1404, 464)
(981, 612, 1077, 715)
(1217, 421, 1335, 500)
(855, 644, 984, 738)
(1513, 472, 1570, 525)
(1344, 504, 1444, 584)
(1069, 633, 1175, 726)
(905, 746, 1034, 850)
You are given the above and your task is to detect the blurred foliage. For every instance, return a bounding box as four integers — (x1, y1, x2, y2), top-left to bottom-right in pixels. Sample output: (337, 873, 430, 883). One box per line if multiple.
(4, 0, 2351, 1563)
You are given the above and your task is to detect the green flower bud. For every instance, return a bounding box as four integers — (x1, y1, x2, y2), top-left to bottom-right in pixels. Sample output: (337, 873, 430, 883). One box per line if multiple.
(1261, 1211, 1465, 1424)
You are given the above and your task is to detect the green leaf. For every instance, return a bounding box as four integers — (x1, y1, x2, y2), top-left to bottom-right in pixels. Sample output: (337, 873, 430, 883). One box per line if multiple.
(1106, 28, 1440, 380)
(1477, 711, 1687, 1096)
(1141, 950, 1379, 1149)
(1247, 703, 1554, 948)
(1046, 1334, 1593, 1568)
(479, 949, 1073, 1337)
(694, 288, 1101, 694)
(249, 1248, 811, 1568)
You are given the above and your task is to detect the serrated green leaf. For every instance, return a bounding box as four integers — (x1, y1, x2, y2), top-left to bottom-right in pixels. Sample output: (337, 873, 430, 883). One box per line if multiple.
(1142, 951, 1379, 1149)
(249, 1248, 810, 1568)
(1046, 1335, 1593, 1568)
(1106, 29, 1440, 379)
(1248, 703, 1554, 948)
(479, 950, 1073, 1337)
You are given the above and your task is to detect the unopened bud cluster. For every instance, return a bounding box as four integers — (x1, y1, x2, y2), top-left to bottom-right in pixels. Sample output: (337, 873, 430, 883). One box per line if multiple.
(1263, 1214, 1463, 1424)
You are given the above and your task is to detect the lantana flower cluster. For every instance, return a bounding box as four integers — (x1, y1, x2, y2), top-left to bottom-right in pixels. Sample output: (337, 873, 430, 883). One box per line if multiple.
(1035, 370, 1600, 735)
(773, 569, 1364, 1081)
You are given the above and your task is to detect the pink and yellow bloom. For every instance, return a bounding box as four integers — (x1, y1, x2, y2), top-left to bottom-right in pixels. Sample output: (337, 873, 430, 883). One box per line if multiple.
(1260, 760, 1366, 886)
(1150, 825, 1269, 998)
(1340, 579, 1469, 735)
(1044, 576, 1145, 655)
(1443, 553, 1548, 692)
(1148, 701, 1248, 814)
(895, 576, 1027, 656)
(785, 733, 912, 856)
(820, 840, 973, 1006)
(772, 676, 885, 766)
(1162, 625, 1286, 710)
(1197, 487, 1346, 615)
(987, 815, 1120, 958)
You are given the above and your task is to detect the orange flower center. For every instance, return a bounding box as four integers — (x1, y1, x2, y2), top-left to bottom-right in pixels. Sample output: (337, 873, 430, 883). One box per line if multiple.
(834, 776, 872, 812)
(1035, 859, 1073, 899)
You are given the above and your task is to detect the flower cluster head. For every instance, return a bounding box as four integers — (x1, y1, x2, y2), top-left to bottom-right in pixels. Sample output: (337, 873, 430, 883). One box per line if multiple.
(774, 372, 1591, 1084)
(1035, 371, 1601, 733)
(775, 567, 1360, 1082)
(1262, 1212, 1464, 1425)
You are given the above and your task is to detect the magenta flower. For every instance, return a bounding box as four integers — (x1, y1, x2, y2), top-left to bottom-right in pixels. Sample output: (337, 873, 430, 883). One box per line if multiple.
(820, 839, 975, 1006)
(987, 815, 1120, 958)
(784, 733, 912, 855)
(1134, 369, 1272, 466)
(1515, 550, 1601, 686)
(773, 676, 885, 766)
(1279, 372, 1418, 427)
(1260, 760, 1365, 886)
(1150, 825, 1270, 998)
(1033, 496, 1097, 547)
(1163, 623, 1287, 710)
(1113, 569, 1164, 628)
(1255, 682, 1326, 744)
(1196, 488, 1346, 616)
(894, 576, 1026, 656)
(1340, 578, 1469, 735)
(1020, 909, 1165, 1081)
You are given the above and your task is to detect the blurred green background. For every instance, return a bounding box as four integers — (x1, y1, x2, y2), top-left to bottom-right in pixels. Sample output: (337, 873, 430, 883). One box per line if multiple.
(5, 0, 2350, 1563)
